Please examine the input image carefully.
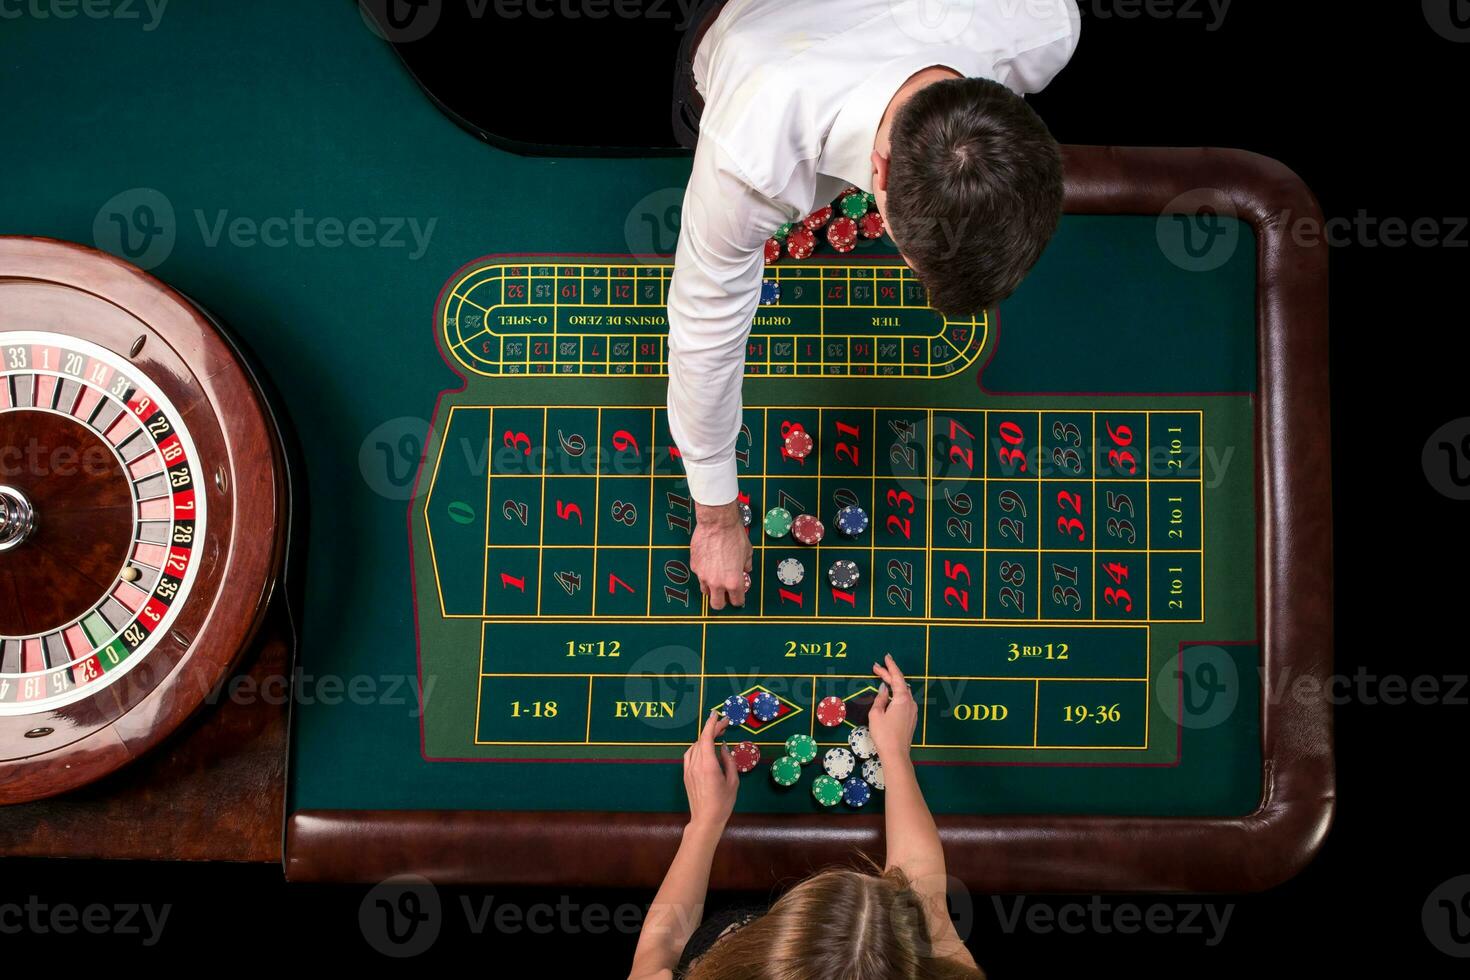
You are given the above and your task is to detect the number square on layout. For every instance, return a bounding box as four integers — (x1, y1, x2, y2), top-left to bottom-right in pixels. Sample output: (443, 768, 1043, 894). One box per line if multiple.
(490, 407, 544, 476)
(598, 407, 653, 476)
(1042, 480, 1093, 552)
(984, 552, 1039, 621)
(651, 479, 697, 547)
(1042, 411, 1094, 479)
(1096, 411, 1148, 479)
(1096, 481, 1147, 551)
(931, 553, 986, 621)
(598, 479, 652, 547)
(649, 547, 699, 618)
(539, 548, 595, 616)
(487, 477, 543, 546)
(1095, 553, 1147, 621)
(542, 477, 596, 547)
(596, 549, 650, 617)
(874, 552, 927, 619)
(933, 477, 983, 551)
(485, 548, 540, 616)
(987, 480, 1039, 552)
(544, 408, 598, 476)
(819, 408, 875, 477)
(1039, 551, 1093, 621)
(985, 410, 1039, 479)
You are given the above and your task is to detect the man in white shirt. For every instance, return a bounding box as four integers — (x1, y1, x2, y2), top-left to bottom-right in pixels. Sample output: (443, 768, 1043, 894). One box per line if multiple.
(668, 0, 1081, 609)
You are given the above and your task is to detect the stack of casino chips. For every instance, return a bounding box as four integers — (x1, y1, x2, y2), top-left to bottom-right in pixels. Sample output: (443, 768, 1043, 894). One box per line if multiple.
(764, 187, 884, 265)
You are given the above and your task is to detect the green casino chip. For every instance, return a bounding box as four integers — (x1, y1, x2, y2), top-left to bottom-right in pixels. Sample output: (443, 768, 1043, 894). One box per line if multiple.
(785, 733, 818, 764)
(839, 193, 868, 220)
(771, 754, 803, 787)
(763, 506, 793, 538)
(774, 221, 796, 241)
(812, 774, 844, 807)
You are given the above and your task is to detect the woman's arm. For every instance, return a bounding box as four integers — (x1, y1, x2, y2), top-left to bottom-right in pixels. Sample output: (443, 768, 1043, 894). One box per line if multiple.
(868, 655, 977, 967)
(628, 709, 740, 980)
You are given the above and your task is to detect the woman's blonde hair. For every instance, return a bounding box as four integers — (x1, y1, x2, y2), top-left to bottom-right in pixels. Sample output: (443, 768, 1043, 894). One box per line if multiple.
(685, 860, 983, 980)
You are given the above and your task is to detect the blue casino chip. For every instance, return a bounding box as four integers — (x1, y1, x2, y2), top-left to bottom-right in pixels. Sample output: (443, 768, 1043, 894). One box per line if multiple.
(759, 279, 781, 306)
(835, 504, 869, 537)
(842, 777, 872, 807)
(721, 694, 751, 725)
(752, 690, 782, 722)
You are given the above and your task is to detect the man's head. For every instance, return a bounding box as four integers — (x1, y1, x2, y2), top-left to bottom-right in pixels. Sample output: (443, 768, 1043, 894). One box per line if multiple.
(872, 76, 1064, 317)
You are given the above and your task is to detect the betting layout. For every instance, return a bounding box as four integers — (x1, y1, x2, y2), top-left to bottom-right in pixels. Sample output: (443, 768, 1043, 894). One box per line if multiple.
(412, 257, 1236, 768)
(0, 333, 205, 710)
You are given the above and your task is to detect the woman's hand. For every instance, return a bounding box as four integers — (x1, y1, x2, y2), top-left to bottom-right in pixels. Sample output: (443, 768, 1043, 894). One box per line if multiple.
(684, 709, 740, 832)
(868, 654, 918, 762)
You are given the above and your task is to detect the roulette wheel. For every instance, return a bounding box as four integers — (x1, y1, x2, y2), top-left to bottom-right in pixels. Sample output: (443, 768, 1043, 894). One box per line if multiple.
(0, 237, 287, 804)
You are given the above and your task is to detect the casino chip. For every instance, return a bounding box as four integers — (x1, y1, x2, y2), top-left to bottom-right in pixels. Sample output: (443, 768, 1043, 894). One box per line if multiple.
(763, 506, 794, 538)
(835, 504, 869, 537)
(861, 757, 885, 790)
(752, 690, 782, 722)
(812, 774, 844, 807)
(827, 559, 860, 589)
(839, 193, 869, 220)
(816, 695, 847, 727)
(721, 694, 751, 726)
(822, 747, 855, 780)
(827, 216, 858, 249)
(785, 733, 818, 765)
(771, 755, 803, 787)
(774, 221, 795, 241)
(776, 557, 805, 587)
(743, 570, 752, 590)
(733, 740, 761, 773)
(803, 205, 833, 230)
(842, 777, 872, 807)
(739, 501, 752, 528)
(763, 238, 781, 264)
(791, 513, 825, 546)
(760, 278, 781, 305)
(859, 211, 885, 239)
(783, 427, 814, 459)
(848, 725, 877, 759)
(786, 226, 816, 259)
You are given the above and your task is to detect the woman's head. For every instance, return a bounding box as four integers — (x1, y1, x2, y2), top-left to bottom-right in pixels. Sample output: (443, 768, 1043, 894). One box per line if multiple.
(685, 864, 983, 980)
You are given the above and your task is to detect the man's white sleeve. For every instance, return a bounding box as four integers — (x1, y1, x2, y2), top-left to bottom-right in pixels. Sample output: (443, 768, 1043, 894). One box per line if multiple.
(666, 138, 792, 505)
(996, 0, 1082, 94)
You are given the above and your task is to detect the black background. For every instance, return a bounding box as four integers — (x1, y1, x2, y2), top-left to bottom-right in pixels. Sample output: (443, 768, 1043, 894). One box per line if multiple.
(4, 1, 1468, 973)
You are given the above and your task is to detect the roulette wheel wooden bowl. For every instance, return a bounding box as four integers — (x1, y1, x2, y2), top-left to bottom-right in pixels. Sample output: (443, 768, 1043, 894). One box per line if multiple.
(0, 236, 286, 804)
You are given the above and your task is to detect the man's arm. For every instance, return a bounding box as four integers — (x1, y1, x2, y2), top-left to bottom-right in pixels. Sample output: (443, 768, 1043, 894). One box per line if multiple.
(667, 138, 791, 608)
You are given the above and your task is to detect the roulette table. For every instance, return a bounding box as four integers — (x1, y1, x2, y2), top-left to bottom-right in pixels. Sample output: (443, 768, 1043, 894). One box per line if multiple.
(0, 2, 1331, 892)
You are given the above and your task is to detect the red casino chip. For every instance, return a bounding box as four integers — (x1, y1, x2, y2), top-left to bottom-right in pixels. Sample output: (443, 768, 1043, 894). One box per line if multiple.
(827, 216, 858, 245)
(783, 427, 814, 459)
(732, 740, 761, 773)
(816, 695, 848, 727)
(791, 513, 825, 545)
(803, 205, 833, 230)
(859, 211, 884, 239)
(764, 237, 781, 263)
(786, 226, 816, 259)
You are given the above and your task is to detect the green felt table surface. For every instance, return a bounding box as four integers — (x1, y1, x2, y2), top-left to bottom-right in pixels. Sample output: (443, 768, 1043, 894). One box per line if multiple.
(0, 0, 1261, 820)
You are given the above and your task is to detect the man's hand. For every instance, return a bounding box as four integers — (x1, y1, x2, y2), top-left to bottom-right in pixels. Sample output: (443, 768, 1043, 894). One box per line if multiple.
(690, 500, 753, 610)
(684, 709, 740, 832)
(868, 654, 918, 762)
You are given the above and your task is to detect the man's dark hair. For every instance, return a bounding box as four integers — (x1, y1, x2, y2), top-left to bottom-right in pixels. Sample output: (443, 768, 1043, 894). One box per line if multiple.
(885, 77, 1064, 316)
